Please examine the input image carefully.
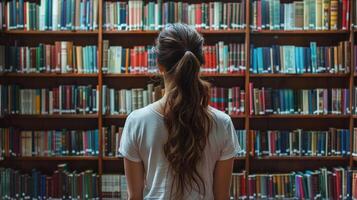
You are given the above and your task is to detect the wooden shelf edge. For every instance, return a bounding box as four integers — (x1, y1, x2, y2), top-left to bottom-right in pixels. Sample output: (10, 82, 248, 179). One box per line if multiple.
(5, 114, 98, 119)
(252, 156, 350, 161)
(3, 156, 98, 161)
(250, 73, 350, 78)
(250, 114, 350, 119)
(103, 156, 246, 161)
(103, 30, 246, 35)
(251, 30, 349, 35)
(104, 114, 245, 119)
(3, 30, 99, 35)
(0, 73, 98, 78)
(104, 73, 245, 78)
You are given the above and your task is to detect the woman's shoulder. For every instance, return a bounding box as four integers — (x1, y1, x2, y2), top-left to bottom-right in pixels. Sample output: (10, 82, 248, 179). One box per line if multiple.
(208, 106, 232, 124)
(126, 103, 163, 122)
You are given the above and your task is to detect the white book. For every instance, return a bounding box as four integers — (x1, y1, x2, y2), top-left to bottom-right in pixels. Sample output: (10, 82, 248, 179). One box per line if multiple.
(49, 91, 53, 114)
(39, 0, 46, 30)
(61, 42, 68, 73)
(126, 90, 132, 114)
(110, 88, 115, 115)
(59, 85, 62, 114)
(52, 0, 58, 30)
(119, 89, 126, 114)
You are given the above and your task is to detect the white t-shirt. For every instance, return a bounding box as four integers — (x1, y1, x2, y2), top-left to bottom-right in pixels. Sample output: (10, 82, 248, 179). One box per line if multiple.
(119, 103, 240, 200)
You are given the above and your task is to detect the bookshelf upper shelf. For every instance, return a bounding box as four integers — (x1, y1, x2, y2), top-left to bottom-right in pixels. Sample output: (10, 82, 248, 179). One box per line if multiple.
(3, 30, 99, 35)
(250, 115, 350, 119)
(2, 156, 99, 161)
(251, 30, 349, 35)
(2, 30, 352, 36)
(252, 156, 350, 161)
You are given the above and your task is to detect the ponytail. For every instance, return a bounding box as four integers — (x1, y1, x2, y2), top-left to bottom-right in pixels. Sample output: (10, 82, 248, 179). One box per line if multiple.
(156, 24, 212, 199)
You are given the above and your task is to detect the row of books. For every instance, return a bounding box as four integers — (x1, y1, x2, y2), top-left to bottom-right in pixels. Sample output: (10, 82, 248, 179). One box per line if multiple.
(251, 128, 351, 157)
(246, 168, 356, 199)
(210, 86, 245, 115)
(102, 84, 245, 115)
(250, 42, 350, 74)
(1, 84, 354, 116)
(3, 42, 98, 74)
(0, 164, 99, 199)
(251, 0, 350, 31)
(102, 41, 246, 74)
(102, 125, 246, 157)
(249, 85, 350, 115)
(3, 0, 98, 30)
(2, 167, 357, 199)
(0, 128, 99, 158)
(0, 85, 99, 116)
(103, 1, 246, 31)
(102, 84, 163, 115)
(1, 41, 353, 75)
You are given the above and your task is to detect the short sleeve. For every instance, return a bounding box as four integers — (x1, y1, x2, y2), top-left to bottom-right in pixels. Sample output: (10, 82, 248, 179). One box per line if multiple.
(219, 118, 240, 161)
(119, 114, 141, 162)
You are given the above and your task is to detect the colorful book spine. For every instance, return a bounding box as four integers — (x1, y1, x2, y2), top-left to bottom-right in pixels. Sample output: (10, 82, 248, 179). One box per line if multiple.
(251, 128, 350, 157)
(248, 168, 355, 199)
(0, 84, 99, 115)
(102, 126, 123, 157)
(0, 128, 99, 157)
(102, 83, 163, 115)
(236, 130, 246, 157)
(251, 0, 349, 31)
(102, 41, 245, 74)
(101, 174, 127, 200)
(230, 172, 247, 199)
(210, 86, 245, 115)
(251, 41, 351, 74)
(353, 128, 357, 157)
(4, 0, 98, 30)
(0, 45, 4, 72)
(249, 84, 350, 115)
(4, 42, 98, 74)
(103, 1, 246, 31)
(0, 164, 99, 199)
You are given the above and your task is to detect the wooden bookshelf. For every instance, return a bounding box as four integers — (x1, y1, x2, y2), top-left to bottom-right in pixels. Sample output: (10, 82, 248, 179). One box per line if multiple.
(1, 0, 357, 198)
(0, 73, 98, 78)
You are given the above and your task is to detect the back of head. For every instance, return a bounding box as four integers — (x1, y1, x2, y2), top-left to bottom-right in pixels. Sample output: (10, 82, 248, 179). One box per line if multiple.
(156, 24, 212, 199)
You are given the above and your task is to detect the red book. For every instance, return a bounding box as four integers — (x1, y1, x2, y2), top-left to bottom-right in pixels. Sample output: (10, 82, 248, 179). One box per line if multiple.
(144, 50, 148, 73)
(196, 4, 202, 30)
(249, 83, 253, 115)
(342, 0, 347, 29)
(240, 90, 245, 114)
(257, 0, 262, 30)
(55, 42, 61, 72)
(241, 174, 246, 197)
(212, 46, 217, 72)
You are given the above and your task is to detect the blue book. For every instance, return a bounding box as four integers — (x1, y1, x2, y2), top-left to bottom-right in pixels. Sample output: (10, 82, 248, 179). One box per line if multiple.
(18, 0, 24, 28)
(257, 48, 264, 73)
(250, 46, 258, 74)
(310, 42, 317, 73)
(346, 130, 350, 155)
(308, 90, 313, 114)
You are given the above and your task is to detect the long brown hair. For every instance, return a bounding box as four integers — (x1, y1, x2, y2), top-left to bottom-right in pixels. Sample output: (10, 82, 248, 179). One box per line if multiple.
(156, 24, 212, 199)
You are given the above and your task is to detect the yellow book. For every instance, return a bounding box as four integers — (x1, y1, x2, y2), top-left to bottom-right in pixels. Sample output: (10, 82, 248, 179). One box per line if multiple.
(330, 0, 338, 29)
(316, 0, 322, 29)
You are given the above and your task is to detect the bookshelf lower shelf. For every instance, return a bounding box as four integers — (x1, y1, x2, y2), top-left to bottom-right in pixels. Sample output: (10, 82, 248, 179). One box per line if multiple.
(5, 114, 98, 119)
(250, 115, 350, 119)
(252, 156, 350, 161)
(2, 156, 98, 161)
